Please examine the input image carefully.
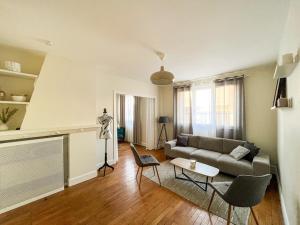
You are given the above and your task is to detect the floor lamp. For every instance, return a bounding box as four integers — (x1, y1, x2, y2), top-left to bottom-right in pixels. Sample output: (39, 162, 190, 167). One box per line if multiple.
(157, 116, 169, 149)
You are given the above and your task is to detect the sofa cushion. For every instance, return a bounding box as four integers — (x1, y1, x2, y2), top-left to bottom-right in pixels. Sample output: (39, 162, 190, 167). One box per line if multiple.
(187, 135, 199, 148)
(176, 135, 188, 146)
(223, 138, 245, 154)
(179, 134, 199, 148)
(191, 149, 222, 167)
(218, 154, 253, 176)
(198, 136, 223, 153)
(170, 146, 197, 158)
(230, 145, 250, 160)
(243, 142, 260, 162)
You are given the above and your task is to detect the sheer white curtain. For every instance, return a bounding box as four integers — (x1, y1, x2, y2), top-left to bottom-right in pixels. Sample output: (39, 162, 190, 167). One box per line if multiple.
(145, 98, 155, 150)
(215, 77, 245, 140)
(174, 86, 193, 137)
(191, 80, 216, 137)
(125, 95, 134, 142)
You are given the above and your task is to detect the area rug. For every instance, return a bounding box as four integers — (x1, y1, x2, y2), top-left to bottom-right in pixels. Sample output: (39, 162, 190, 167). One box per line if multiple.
(143, 161, 250, 225)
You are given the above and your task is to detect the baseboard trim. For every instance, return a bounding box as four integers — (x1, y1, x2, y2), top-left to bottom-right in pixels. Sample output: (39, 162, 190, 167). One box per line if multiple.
(140, 142, 147, 147)
(273, 165, 290, 225)
(68, 170, 97, 186)
(0, 187, 64, 214)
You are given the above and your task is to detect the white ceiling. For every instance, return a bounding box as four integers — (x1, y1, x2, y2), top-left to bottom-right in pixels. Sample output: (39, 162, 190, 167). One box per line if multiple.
(0, 0, 290, 82)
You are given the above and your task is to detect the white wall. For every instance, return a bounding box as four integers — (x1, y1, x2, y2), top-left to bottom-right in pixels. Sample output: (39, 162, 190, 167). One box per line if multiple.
(20, 54, 98, 185)
(158, 64, 278, 162)
(68, 131, 97, 186)
(158, 86, 174, 140)
(22, 54, 96, 129)
(277, 1, 300, 225)
(244, 64, 277, 163)
(21, 53, 159, 182)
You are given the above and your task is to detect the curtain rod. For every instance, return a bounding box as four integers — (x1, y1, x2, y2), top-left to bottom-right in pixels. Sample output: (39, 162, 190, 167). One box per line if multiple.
(174, 70, 248, 87)
(214, 74, 245, 82)
(173, 81, 192, 88)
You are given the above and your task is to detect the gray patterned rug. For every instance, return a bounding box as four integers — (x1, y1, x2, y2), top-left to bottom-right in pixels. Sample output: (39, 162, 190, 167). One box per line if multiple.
(143, 161, 250, 225)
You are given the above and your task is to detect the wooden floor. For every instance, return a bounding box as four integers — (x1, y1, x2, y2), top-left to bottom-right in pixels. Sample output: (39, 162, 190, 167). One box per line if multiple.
(0, 143, 283, 225)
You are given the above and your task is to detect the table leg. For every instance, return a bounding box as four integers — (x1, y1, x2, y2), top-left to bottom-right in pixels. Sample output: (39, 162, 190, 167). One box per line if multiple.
(173, 167, 210, 191)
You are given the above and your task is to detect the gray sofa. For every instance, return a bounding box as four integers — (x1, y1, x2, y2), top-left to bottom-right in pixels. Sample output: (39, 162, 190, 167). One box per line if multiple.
(164, 135, 270, 176)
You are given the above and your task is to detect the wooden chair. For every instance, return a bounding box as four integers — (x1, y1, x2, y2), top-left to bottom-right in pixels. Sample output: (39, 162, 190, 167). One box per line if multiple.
(130, 143, 161, 188)
(208, 174, 272, 225)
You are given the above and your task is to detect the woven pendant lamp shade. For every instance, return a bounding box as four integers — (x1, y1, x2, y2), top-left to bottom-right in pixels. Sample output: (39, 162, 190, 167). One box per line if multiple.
(150, 66, 174, 85)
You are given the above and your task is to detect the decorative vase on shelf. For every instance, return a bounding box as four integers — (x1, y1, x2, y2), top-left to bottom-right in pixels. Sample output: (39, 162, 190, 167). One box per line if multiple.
(0, 88, 6, 101)
(0, 121, 9, 131)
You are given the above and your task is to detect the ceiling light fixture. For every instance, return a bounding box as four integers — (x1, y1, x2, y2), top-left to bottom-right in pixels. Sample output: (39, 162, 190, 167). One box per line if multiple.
(150, 51, 174, 85)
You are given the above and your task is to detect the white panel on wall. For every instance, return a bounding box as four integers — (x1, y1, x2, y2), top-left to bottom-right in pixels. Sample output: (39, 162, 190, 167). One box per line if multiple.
(0, 136, 64, 213)
(68, 131, 97, 186)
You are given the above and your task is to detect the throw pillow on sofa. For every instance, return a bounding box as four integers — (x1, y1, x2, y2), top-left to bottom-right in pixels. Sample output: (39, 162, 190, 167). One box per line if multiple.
(230, 145, 250, 160)
(176, 135, 188, 146)
(243, 142, 260, 162)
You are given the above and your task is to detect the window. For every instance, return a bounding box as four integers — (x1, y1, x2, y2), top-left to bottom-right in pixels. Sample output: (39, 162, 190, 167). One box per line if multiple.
(191, 83, 216, 136)
(190, 77, 244, 139)
(193, 88, 212, 125)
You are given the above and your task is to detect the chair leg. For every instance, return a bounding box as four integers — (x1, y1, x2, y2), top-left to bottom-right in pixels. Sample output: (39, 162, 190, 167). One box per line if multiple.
(227, 204, 232, 225)
(208, 190, 216, 212)
(251, 207, 259, 225)
(152, 166, 155, 176)
(136, 167, 140, 180)
(139, 167, 144, 189)
(155, 166, 161, 186)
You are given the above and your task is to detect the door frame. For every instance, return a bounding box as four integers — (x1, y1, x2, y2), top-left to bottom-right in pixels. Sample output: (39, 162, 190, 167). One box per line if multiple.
(113, 90, 158, 163)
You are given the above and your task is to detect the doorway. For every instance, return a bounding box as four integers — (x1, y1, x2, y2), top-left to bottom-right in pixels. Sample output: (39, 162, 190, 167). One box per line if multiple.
(113, 93, 157, 162)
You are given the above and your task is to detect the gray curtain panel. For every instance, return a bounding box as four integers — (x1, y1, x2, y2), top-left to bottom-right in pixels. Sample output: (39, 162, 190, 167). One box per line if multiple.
(173, 85, 193, 138)
(214, 77, 245, 140)
(119, 95, 125, 127)
(133, 96, 142, 144)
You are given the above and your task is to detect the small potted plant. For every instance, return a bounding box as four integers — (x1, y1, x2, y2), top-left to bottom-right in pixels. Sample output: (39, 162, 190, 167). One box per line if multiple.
(0, 107, 18, 131)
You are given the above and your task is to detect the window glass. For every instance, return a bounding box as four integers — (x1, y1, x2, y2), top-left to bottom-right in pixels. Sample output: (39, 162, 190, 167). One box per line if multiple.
(193, 88, 212, 125)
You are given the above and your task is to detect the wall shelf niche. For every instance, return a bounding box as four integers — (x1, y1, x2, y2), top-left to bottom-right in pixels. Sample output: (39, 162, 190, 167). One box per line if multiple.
(0, 69, 38, 80)
(0, 101, 30, 105)
(274, 52, 299, 79)
(0, 44, 46, 131)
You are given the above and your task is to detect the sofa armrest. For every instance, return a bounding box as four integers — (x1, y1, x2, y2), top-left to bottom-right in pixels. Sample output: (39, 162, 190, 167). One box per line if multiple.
(253, 153, 271, 175)
(164, 140, 177, 156)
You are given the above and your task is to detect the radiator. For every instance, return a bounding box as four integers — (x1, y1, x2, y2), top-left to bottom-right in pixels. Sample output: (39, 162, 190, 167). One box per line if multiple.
(0, 136, 64, 213)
